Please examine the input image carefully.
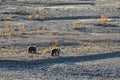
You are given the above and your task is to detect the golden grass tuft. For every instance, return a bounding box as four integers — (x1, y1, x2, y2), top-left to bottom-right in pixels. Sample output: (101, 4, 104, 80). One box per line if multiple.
(18, 23, 25, 35)
(5, 16, 11, 21)
(42, 48, 51, 57)
(97, 15, 108, 25)
(28, 15, 33, 20)
(73, 22, 86, 30)
(43, 48, 50, 53)
(9, 24, 15, 35)
(42, 42, 57, 57)
(93, 46, 101, 51)
(36, 10, 46, 19)
(0, 23, 26, 37)
(76, 47, 84, 52)
(62, 48, 68, 53)
(52, 42, 57, 49)
(0, 29, 3, 36)
(3, 25, 10, 35)
(0, 48, 14, 54)
(35, 14, 40, 19)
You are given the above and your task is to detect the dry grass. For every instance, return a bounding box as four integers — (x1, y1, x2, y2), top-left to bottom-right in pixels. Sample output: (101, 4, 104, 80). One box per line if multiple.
(0, 23, 26, 37)
(38, 27, 47, 32)
(52, 42, 57, 49)
(3, 25, 10, 36)
(97, 15, 108, 25)
(42, 42, 57, 57)
(0, 47, 27, 54)
(73, 22, 86, 30)
(4, 16, 11, 21)
(9, 24, 15, 35)
(28, 15, 33, 20)
(0, 29, 3, 36)
(91, 46, 101, 52)
(35, 14, 40, 19)
(18, 23, 25, 35)
(43, 48, 51, 53)
(36, 10, 46, 19)
(42, 48, 51, 57)
(42, 43, 57, 53)
(0, 48, 15, 54)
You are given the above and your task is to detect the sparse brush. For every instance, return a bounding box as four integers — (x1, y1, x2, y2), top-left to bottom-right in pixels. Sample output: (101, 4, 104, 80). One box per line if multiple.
(73, 22, 86, 30)
(43, 43, 57, 56)
(43, 48, 50, 53)
(18, 24, 25, 35)
(9, 24, 15, 35)
(3, 25, 10, 35)
(97, 15, 108, 25)
(52, 42, 57, 49)
(87, 46, 101, 52)
(38, 27, 46, 32)
(4, 16, 11, 21)
(8, 49, 13, 54)
(0, 29, 3, 36)
(42, 27, 46, 31)
(76, 47, 83, 52)
(36, 10, 46, 19)
(2, 23, 26, 36)
(105, 45, 109, 48)
(62, 48, 68, 53)
(0, 48, 14, 54)
(37, 10, 46, 16)
(35, 14, 40, 19)
(43, 48, 51, 57)
(28, 15, 33, 20)
(93, 46, 101, 51)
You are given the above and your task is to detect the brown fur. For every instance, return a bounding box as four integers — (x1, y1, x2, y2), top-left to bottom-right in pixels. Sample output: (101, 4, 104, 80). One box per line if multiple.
(28, 46, 36, 53)
(51, 48, 60, 57)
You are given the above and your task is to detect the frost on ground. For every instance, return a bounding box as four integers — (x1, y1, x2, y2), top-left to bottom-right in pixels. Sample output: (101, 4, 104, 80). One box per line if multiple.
(0, 51, 120, 80)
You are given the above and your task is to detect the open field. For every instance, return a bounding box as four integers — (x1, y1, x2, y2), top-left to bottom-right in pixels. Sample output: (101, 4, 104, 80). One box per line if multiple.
(0, 0, 120, 80)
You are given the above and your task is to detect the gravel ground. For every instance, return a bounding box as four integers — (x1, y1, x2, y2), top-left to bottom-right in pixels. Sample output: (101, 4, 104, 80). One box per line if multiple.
(0, 51, 120, 80)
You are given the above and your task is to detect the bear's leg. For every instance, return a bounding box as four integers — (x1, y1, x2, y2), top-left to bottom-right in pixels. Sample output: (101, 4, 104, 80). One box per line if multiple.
(55, 52, 57, 56)
(28, 50, 30, 53)
(33, 50, 36, 54)
(28, 50, 32, 53)
(57, 52, 59, 56)
(34, 48, 36, 53)
(51, 52, 54, 57)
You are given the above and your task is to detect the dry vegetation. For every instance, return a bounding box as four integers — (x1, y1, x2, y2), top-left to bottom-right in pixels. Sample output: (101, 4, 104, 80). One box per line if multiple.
(42, 43, 57, 57)
(28, 14, 33, 20)
(27, 10, 46, 20)
(0, 23, 25, 37)
(4, 16, 11, 21)
(0, 0, 119, 59)
(72, 22, 86, 30)
(97, 15, 109, 26)
(36, 10, 46, 19)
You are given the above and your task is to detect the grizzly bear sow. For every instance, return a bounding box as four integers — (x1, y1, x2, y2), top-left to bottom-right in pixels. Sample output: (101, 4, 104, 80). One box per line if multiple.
(51, 48, 60, 57)
(28, 46, 36, 53)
